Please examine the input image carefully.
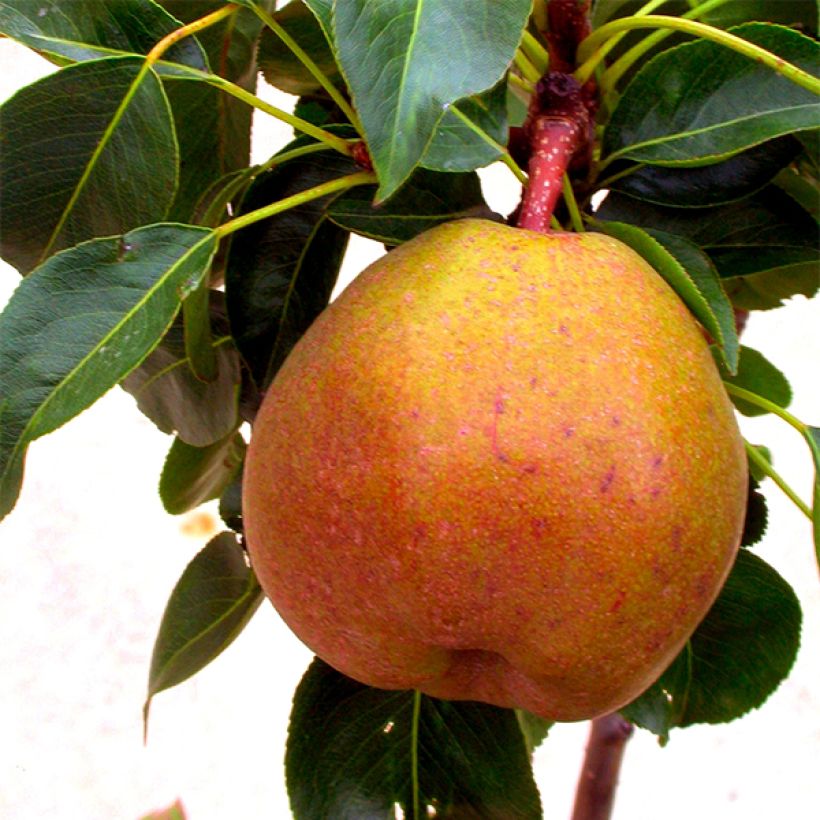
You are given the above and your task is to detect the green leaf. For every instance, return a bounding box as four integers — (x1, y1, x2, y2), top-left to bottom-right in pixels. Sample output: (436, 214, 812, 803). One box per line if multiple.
(619, 648, 690, 745)
(774, 166, 820, 221)
(422, 80, 509, 172)
(714, 247, 820, 310)
(0, 224, 217, 521)
(145, 532, 263, 723)
(676, 550, 802, 725)
(225, 147, 354, 392)
(595, 221, 739, 371)
(328, 168, 490, 245)
(515, 710, 552, 755)
(0, 0, 208, 73)
(740, 474, 768, 549)
(218, 472, 244, 534)
(258, 0, 340, 96)
(603, 23, 820, 167)
(302, 0, 332, 35)
(717, 345, 792, 416)
(804, 427, 820, 570)
(121, 291, 241, 447)
(608, 136, 802, 207)
(161, 3, 266, 221)
(702, 0, 818, 34)
(596, 188, 820, 310)
(333, 0, 531, 201)
(286, 659, 542, 819)
(159, 431, 246, 515)
(0, 56, 177, 274)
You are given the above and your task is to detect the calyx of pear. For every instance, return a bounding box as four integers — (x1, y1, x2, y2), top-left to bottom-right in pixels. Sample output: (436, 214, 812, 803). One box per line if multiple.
(243, 218, 747, 721)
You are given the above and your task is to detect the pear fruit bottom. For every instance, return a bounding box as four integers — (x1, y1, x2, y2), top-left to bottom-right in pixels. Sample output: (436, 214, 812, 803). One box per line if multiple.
(243, 219, 747, 721)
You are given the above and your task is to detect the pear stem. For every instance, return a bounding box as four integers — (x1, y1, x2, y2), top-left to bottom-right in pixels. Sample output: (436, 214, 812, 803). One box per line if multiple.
(571, 713, 634, 820)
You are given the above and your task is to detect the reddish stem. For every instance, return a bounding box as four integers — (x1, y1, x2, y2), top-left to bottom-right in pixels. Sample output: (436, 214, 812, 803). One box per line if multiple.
(545, 0, 593, 72)
(571, 714, 634, 820)
(516, 72, 590, 234)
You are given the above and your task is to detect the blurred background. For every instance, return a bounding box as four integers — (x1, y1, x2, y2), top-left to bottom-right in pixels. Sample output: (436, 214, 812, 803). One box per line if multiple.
(1, 36, 818, 820)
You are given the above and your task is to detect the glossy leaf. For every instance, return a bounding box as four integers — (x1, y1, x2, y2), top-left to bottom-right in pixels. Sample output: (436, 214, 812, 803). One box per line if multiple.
(301, 0, 332, 38)
(328, 168, 490, 245)
(121, 291, 241, 447)
(603, 23, 820, 166)
(595, 221, 739, 372)
(286, 658, 542, 819)
(608, 136, 802, 207)
(0, 56, 177, 274)
(145, 532, 263, 721)
(717, 345, 792, 417)
(161, 2, 266, 221)
(0, 0, 208, 74)
(333, 0, 531, 200)
(676, 550, 802, 726)
(596, 188, 820, 310)
(258, 0, 340, 96)
(159, 431, 246, 515)
(702, 0, 818, 33)
(225, 147, 354, 391)
(422, 80, 509, 172)
(0, 224, 217, 521)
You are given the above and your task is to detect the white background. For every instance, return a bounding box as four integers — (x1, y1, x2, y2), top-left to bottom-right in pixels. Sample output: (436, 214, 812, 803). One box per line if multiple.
(1, 36, 818, 820)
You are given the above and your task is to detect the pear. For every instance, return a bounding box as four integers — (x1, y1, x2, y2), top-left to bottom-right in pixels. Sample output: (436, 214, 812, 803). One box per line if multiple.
(243, 218, 747, 720)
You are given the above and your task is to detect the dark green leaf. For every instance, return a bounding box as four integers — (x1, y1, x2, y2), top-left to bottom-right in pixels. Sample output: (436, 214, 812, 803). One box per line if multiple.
(741, 474, 768, 548)
(328, 168, 490, 245)
(596, 187, 820, 309)
(714, 247, 820, 310)
(746, 443, 772, 483)
(603, 23, 820, 166)
(0, 0, 208, 73)
(608, 136, 802, 207)
(675, 550, 802, 725)
(258, 0, 340, 95)
(302, 0, 332, 37)
(161, 3, 266, 221)
(219, 472, 244, 534)
(0, 224, 217, 521)
(594, 221, 739, 371)
(0, 57, 177, 274)
(702, 0, 818, 34)
(774, 166, 820, 221)
(225, 148, 354, 391)
(159, 431, 246, 515)
(422, 81, 509, 172)
(333, 0, 531, 200)
(619, 648, 690, 745)
(121, 291, 241, 446)
(717, 345, 792, 416)
(286, 658, 542, 819)
(145, 532, 263, 722)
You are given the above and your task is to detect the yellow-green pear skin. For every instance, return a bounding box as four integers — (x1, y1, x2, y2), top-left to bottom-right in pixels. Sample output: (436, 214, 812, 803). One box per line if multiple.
(243, 218, 747, 721)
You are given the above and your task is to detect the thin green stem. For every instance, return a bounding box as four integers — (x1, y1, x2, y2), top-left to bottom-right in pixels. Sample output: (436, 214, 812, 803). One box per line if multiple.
(576, 14, 820, 95)
(745, 441, 812, 519)
(411, 690, 422, 820)
(214, 170, 376, 238)
(449, 105, 528, 185)
(596, 0, 735, 91)
(723, 383, 808, 435)
(574, 0, 669, 85)
(521, 29, 550, 74)
(38, 4, 239, 264)
(514, 48, 542, 84)
(508, 71, 536, 96)
(251, 3, 362, 133)
(562, 174, 585, 232)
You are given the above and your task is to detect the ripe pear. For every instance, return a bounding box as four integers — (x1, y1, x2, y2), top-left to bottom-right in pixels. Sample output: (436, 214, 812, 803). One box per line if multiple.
(243, 218, 747, 721)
